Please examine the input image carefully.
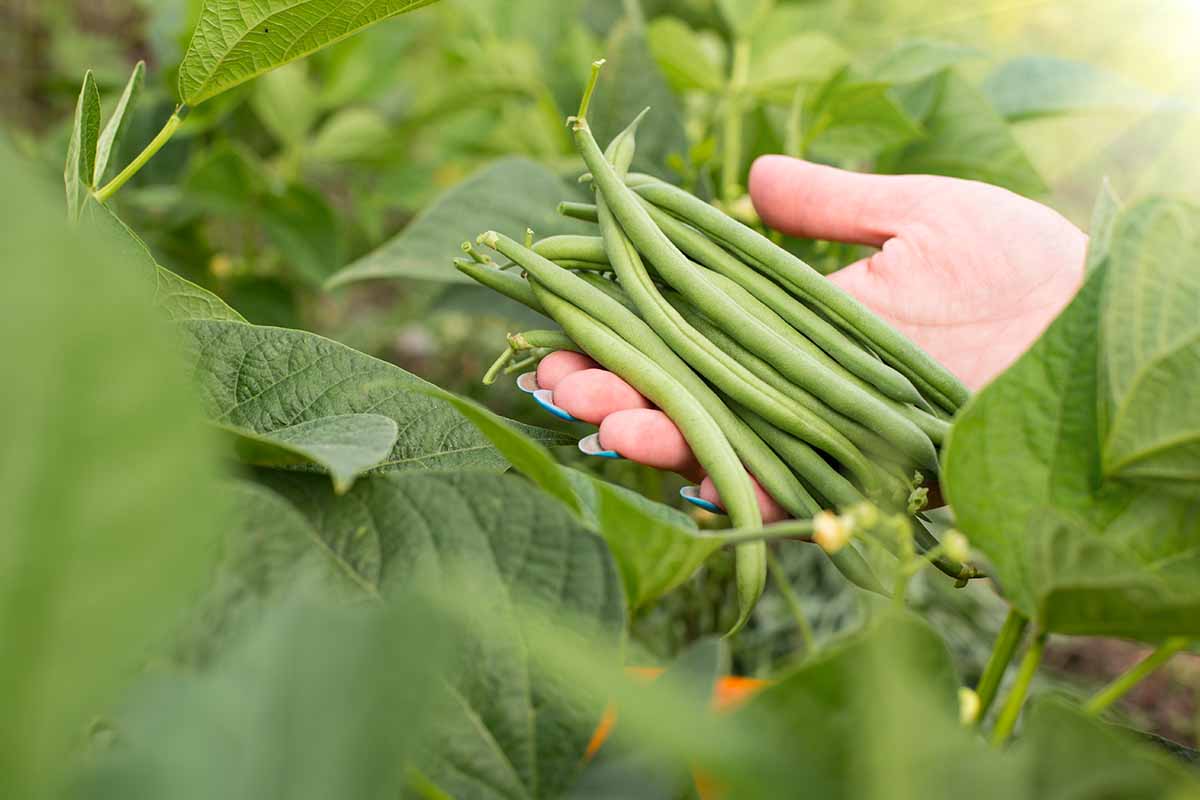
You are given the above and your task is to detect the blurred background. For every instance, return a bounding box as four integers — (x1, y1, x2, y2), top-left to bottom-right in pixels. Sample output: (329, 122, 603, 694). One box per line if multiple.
(3, 0, 1197, 744)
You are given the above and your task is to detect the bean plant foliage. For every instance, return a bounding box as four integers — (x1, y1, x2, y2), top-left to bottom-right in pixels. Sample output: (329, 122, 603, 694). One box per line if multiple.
(8, 0, 1199, 798)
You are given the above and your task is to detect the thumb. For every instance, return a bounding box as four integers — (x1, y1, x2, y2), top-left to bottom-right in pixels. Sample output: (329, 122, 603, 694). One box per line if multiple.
(748, 155, 933, 247)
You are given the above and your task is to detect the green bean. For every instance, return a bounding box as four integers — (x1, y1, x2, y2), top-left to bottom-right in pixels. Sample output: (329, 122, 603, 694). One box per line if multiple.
(479, 230, 822, 528)
(506, 330, 578, 352)
(530, 282, 767, 632)
(557, 201, 599, 224)
(575, 272, 638, 312)
(453, 257, 545, 315)
(624, 176, 970, 410)
(532, 234, 608, 264)
(551, 259, 612, 271)
(573, 115, 938, 471)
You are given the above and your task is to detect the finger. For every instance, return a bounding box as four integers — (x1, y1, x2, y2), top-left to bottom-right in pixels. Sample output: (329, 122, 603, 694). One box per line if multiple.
(699, 474, 790, 524)
(536, 350, 598, 391)
(748, 155, 934, 247)
(553, 368, 654, 425)
(597, 408, 702, 479)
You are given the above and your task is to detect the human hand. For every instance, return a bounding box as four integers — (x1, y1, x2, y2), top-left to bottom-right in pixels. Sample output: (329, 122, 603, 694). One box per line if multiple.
(532, 156, 1088, 520)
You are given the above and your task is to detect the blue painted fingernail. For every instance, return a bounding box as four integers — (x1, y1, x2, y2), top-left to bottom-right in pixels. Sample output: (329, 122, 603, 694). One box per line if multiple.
(516, 372, 539, 394)
(680, 486, 724, 515)
(533, 389, 577, 422)
(579, 433, 621, 459)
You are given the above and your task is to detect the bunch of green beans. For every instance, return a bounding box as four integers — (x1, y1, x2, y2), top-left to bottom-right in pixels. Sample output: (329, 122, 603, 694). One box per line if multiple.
(455, 62, 976, 628)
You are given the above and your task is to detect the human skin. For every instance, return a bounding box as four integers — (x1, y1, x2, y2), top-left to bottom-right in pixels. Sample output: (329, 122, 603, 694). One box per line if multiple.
(536, 155, 1088, 521)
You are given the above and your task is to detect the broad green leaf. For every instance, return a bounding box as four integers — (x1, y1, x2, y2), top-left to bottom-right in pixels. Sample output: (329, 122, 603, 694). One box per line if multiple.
(944, 248, 1200, 638)
(871, 39, 982, 85)
(78, 598, 451, 800)
(747, 33, 849, 103)
(64, 70, 101, 219)
(93, 60, 145, 186)
(646, 17, 724, 93)
(177, 0, 440, 106)
(326, 158, 589, 288)
(1100, 198, 1200, 486)
(305, 106, 392, 164)
(591, 20, 689, 181)
(563, 469, 722, 611)
(176, 319, 569, 473)
(887, 70, 1046, 197)
(259, 470, 626, 800)
(1085, 178, 1122, 274)
(155, 267, 247, 322)
(261, 182, 342, 285)
(1, 141, 222, 799)
(221, 414, 398, 494)
(802, 68, 924, 163)
(984, 56, 1160, 122)
(249, 61, 318, 147)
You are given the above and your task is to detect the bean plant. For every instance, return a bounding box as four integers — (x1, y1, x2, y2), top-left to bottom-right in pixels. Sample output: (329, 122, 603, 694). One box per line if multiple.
(4, 1, 1199, 799)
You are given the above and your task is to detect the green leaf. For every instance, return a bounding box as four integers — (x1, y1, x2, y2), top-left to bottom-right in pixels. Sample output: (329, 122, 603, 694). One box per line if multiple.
(259, 470, 626, 800)
(1085, 178, 1122, 274)
(746, 33, 849, 103)
(1100, 198, 1200, 486)
(563, 469, 722, 611)
(176, 319, 569, 473)
(79, 598, 452, 800)
(221, 414, 399, 494)
(261, 182, 343, 286)
(177, 0, 440, 106)
(802, 68, 924, 163)
(646, 17, 724, 93)
(591, 20, 689, 181)
(887, 70, 1047, 197)
(871, 39, 982, 85)
(249, 61, 318, 147)
(1, 140, 223, 799)
(93, 60, 145, 186)
(155, 267, 247, 322)
(64, 70, 101, 219)
(716, 0, 773, 37)
(326, 158, 589, 288)
(983, 55, 1160, 121)
(305, 106, 392, 164)
(944, 238, 1200, 638)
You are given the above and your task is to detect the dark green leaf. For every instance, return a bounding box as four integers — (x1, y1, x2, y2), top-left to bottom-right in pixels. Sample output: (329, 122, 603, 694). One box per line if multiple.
(984, 55, 1161, 121)
(64, 70, 101, 219)
(178, 0, 441, 105)
(177, 319, 569, 473)
(93, 60, 145, 186)
(326, 158, 590, 288)
(221, 414, 399, 494)
(887, 70, 1047, 196)
(1, 141, 223, 799)
(261, 183, 343, 286)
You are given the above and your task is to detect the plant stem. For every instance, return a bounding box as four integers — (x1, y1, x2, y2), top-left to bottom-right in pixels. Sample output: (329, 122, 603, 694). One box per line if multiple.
(766, 550, 814, 654)
(482, 348, 515, 385)
(990, 631, 1046, 746)
(972, 608, 1030, 726)
(1084, 637, 1190, 716)
(576, 61, 605, 123)
(714, 519, 814, 546)
(721, 38, 752, 205)
(94, 105, 188, 203)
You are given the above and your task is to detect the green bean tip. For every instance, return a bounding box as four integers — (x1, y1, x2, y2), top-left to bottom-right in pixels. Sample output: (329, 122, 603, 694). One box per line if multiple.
(477, 231, 500, 248)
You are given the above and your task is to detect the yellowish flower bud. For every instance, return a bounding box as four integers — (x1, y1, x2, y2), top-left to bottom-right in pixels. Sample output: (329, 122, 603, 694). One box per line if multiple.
(943, 530, 971, 564)
(813, 511, 851, 554)
(958, 687, 981, 725)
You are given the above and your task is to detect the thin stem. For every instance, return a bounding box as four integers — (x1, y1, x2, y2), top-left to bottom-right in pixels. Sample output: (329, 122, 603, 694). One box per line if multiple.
(94, 105, 188, 203)
(785, 85, 806, 159)
(1085, 637, 1190, 716)
(713, 519, 814, 547)
(766, 550, 814, 654)
(972, 608, 1030, 726)
(721, 38, 752, 205)
(482, 348, 515, 385)
(575, 61, 606, 124)
(990, 631, 1046, 746)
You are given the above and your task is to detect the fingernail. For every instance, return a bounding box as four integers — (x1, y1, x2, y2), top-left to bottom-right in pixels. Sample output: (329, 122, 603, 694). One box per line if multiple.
(579, 433, 621, 459)
(680, 486, 724, 515)
(516, 372, 539, 394)
(533, 389, 577, 422)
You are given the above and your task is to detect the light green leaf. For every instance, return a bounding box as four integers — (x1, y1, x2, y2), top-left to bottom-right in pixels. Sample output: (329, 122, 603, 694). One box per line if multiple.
(1100, 198, 1200, 486)
(1, 141, 223, 799)
(887, 70, 1046, 196)
(221, 414, 399, 494)
(1085, 178, 1121, 274)
(176, 319, 569, 473)
(326, 157, 589, 288)
(802, 68, 924, 163)
(563, 469, 722, 611)
(871, 39, 982, 85)
(64, 70, 101, 219)
(177, 0, 440, 106)
(258, 470, 626, 800)
(591, 21, 689, 181)
(716, 0, 773, 37)
(746, 33, 849, 103)
(94, 60, 145, 186)
(249, 61, 318, 147)
(155, 266, 247, 322)
(984, 55, 1160, 122)
(646, 17, 725, 93)
(306, 106, 392, 164)
(944, 243, 1200, 638)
